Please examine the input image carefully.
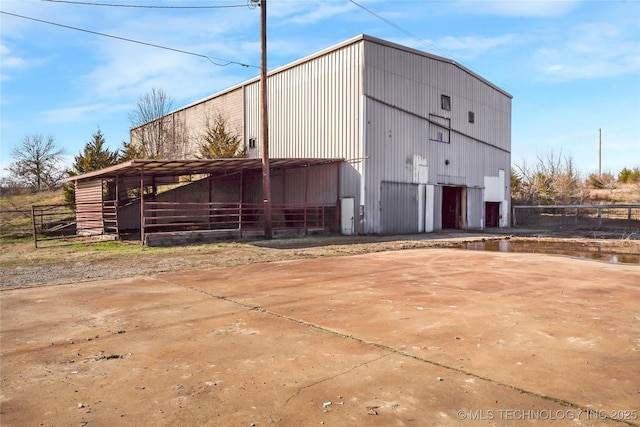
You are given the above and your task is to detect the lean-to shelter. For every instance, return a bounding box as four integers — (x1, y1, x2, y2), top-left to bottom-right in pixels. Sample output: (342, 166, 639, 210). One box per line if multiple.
(64, 158, 344, 245)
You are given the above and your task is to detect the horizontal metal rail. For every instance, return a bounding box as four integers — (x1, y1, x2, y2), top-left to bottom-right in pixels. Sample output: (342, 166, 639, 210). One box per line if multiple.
(141, 201, 338, 240)
(31, 201, 118, 248)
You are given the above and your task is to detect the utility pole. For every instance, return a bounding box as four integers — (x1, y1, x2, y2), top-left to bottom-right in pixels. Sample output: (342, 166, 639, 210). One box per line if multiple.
(598, 128, 602, 178)
(253, 0, 272, 239)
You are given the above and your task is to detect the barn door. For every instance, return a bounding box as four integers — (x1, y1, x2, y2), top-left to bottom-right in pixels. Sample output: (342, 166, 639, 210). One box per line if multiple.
(442, 186, 463, 229)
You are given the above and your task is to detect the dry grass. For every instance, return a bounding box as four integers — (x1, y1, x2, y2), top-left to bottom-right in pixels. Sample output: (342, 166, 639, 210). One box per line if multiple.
(0, 189, 66, 236)
(586, 182, 640, 204)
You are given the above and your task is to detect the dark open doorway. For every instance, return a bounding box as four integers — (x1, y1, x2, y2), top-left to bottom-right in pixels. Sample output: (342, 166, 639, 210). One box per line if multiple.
(442, 186, 463, 229)
(485, 202, 501, 228)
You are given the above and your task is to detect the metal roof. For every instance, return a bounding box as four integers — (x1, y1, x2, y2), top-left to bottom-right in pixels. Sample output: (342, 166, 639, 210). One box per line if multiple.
(64, 158, 344, 182)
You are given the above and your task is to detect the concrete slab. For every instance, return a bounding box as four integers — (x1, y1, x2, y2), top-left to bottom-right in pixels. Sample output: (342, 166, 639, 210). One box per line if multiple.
(1, 248, 639, 426)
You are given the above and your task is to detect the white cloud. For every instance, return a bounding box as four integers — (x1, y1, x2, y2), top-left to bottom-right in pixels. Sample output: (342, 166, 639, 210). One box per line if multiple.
(0, 43, 27, 81)
(274, 2, 355, 25)
(41, 104, 107, 124)
(434, 34, 519, 60)
(535, 22, 640, 80)
(454, 0, 581, 17)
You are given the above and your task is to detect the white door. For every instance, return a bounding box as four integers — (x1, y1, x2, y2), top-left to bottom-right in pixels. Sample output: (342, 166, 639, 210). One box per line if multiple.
(340, 197, 355, 235)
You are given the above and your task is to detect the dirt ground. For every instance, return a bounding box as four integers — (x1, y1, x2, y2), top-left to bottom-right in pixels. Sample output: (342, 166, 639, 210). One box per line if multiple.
(1, 236, 639, 426)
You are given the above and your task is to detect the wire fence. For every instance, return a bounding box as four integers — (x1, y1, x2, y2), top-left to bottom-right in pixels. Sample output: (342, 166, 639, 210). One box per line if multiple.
(512, 204, 640, 236)
(0, 204, 116, 248)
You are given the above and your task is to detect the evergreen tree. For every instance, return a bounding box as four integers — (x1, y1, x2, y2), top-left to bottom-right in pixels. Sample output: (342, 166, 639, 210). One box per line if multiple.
(70, 129, 119, 174)
(119, 140, 145, 161)
(198, 113, 246, 159)
(64, 129, 120, 207)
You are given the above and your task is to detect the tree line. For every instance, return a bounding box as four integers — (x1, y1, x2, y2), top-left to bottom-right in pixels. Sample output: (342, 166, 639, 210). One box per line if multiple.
(2, 87, 245, 199)
(511, 152, 639, 205)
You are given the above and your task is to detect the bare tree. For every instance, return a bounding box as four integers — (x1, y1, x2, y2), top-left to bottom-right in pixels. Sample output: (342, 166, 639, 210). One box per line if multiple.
(128, 87, 174, 158)
(513, 151, 585, 205)
(6, 134, 65, 192)
(166, 113, 192, 160)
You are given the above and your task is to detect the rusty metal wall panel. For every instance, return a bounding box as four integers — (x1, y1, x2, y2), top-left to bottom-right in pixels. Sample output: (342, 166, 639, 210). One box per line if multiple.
(75, 179, 103, 235)
(266, 163, 339, 205)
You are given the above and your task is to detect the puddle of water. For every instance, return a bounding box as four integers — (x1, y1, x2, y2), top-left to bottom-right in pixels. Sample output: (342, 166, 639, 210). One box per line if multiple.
(459, 240, 640, 264)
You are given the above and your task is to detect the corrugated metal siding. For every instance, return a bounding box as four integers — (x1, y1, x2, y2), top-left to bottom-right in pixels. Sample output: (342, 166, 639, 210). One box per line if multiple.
(361, 35, 511, 233)
(467, 187, 484, 229)
(76, 179, 104, 235)
(363, 41, 511, 153)
(363, 99, 510, 233)
(380, 182, 419, 234)
(433, 185, 443, 231)
(245, 42, 364, 167)
(272, 163, 339, 205)
(244, 83, 260, 160)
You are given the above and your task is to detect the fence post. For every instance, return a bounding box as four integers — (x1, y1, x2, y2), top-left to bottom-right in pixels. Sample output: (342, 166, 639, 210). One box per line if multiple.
(597, 207, 602, 226)
(303, 202, 308, 235)
(238, 202, 243, 237)
(31, 205, 38, 249)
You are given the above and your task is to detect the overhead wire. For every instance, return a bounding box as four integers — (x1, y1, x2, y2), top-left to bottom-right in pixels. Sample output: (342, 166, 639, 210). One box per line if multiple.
(0, 10, 260, 69)
(348, 0, 451, 59)
(40, 0, 247, 9)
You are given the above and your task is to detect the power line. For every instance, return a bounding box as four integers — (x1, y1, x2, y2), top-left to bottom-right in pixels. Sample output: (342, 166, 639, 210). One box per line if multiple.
(41, 0, 247, 9)
(0, 10, 259, 69)
(348, 0, 450, 58)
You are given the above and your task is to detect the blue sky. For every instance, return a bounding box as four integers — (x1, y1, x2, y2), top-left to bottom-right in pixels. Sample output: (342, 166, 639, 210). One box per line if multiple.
(1, 0, 639, 178)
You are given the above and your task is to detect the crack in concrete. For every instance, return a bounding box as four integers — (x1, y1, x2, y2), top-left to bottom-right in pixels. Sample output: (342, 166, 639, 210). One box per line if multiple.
(155, 277, 639, 427)
(281, 353, 389, 408)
